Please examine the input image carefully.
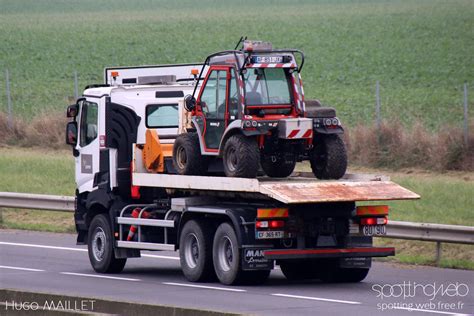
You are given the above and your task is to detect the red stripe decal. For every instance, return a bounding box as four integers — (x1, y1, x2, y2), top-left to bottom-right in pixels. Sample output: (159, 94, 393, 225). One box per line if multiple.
(287, 130, 300, 138)
(264, 247, 395, 256)
(302, 129, 313, 138)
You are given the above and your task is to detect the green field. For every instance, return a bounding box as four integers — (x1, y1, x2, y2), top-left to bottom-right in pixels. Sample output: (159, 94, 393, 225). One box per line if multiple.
(0, 0, 473, 129)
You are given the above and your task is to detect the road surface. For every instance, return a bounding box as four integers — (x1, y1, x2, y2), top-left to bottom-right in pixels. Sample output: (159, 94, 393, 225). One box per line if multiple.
(1, 230, 472, 315)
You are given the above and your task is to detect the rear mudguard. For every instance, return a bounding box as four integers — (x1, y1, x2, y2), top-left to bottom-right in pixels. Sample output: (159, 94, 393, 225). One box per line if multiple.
(313, 126, 344, 135)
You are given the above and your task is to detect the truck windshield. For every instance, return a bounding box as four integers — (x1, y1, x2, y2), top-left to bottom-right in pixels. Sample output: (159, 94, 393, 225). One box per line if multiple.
(244, 68, 292, 106)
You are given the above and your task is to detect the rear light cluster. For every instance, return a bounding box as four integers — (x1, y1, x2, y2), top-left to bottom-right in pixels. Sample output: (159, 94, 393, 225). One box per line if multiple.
(360, 216, 388, 226)
(256, 220, 285, 229)
(242, 120, 278, 129)
(255, 208, 288, 230)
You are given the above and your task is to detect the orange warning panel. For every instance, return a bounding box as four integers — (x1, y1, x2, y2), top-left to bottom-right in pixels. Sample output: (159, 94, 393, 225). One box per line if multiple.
(356, 205, 389, 216)
(257, 208, 289, 218)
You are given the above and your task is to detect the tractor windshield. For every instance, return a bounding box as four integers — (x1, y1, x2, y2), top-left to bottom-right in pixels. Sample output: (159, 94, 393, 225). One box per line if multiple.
(244, 68, 292, 106)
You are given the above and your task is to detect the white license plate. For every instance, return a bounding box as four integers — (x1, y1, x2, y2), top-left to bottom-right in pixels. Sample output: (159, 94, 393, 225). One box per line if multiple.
(256, 231, 285, 239)
(362, 225, 387, 236)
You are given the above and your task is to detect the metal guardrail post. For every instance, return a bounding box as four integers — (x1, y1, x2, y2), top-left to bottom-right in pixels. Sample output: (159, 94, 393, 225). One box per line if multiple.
(435, 242, 442, 266)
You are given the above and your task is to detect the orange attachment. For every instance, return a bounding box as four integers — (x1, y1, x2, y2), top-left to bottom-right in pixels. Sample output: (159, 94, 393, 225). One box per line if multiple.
(257, 208, 289, 218)
(111, 71, 119, 77)
(356, 205, 389, 216)
(142, 129, 173, 173)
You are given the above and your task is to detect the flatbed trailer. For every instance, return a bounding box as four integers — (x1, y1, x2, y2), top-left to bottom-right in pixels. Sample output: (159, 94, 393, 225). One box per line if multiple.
(132, 172, 419, 204)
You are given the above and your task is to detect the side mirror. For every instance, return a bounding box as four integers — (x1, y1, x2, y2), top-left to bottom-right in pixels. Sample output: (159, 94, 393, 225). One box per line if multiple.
(67, 104, 78, 117)
(66, 121, 78, 146)
(184, 94, 196, 112)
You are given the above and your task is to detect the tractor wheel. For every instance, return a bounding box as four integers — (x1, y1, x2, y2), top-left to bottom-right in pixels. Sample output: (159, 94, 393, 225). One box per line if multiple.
(261, 154, 296, 178)
(173, 133, 208, 175)
(88, 214, 126, 273)
(222, 134, 259, 178)
(310, 134, 347, 179)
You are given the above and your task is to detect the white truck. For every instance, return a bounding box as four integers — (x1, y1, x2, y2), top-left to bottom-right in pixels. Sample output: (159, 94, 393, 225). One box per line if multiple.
(65, 62, 419, 285)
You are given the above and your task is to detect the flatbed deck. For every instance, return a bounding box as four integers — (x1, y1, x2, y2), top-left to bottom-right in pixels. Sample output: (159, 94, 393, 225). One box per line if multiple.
(132, 172, 420, 204)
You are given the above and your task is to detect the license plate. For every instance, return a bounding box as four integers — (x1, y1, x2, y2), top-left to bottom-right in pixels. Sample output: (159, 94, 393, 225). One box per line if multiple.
(256, 231, 284, 239)
(362, 225, 386, 236)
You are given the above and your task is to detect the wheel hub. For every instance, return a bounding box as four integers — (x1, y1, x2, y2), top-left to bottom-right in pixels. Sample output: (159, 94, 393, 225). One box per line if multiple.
(92, 227, 106, 262)
(184, 233, 199, 269)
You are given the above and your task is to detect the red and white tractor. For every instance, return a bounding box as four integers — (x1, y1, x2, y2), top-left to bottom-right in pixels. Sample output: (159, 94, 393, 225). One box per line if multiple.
(173, 39, 347, 179)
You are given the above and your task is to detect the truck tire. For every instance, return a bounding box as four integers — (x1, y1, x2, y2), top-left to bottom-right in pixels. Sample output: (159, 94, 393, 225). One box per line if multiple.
(261, 154, 296, 178)
(279, 260, 319, 281)
(213, 222, 269, 285)
(222, 134, 259, 178)
(173, 133, 208, 175)
(310, 134, 347, 179)
(319, 267, 369, 283)
(179, 220, 215, 282)
(88, 214, 126, 273)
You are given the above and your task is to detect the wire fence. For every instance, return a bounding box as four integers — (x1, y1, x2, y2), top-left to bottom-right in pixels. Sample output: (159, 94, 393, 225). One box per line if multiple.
(1, 69, 471, 144)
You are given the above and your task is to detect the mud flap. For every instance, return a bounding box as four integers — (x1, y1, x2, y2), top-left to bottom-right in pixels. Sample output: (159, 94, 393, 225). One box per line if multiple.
(339, 257, 371, 269)
(242, 247, 274, 270)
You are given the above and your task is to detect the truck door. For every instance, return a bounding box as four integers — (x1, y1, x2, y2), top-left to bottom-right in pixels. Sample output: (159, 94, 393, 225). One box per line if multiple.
(75, 99, 100, 193)
(196, 67, 230, 152)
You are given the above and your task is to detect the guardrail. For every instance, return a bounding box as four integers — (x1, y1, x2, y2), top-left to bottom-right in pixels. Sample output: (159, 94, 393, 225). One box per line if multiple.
(1, 192, 472, 266)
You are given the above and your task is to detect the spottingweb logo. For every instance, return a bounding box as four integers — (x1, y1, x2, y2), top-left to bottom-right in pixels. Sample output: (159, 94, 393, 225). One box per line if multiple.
(371, 281, 470, 312)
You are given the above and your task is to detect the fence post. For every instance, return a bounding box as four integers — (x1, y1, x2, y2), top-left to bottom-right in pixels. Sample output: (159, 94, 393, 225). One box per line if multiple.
(375, 81, 381, 129)
(435, 242, 442, 267)
(5, 69, 13, 130)
(74, 71, 79, 100)
(463, 83, 469, 147)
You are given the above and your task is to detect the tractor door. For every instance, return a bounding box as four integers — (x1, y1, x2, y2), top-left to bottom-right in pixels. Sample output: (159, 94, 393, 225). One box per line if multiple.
(196, 67, 236, 152)
(75, 98, 100, 193)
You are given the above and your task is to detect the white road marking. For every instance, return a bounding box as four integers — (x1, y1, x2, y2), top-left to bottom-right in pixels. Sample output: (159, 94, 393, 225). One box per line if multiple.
(0, 241, 180, 260)
(0, 265, 45, 272)
(163, 282, 246, 292)
(272, 293, 361, 305)
(393, 307, 471, 316)
(0, 241, 86, 252)
(60, 272, 140, 282)
(142, 254, 180, 260)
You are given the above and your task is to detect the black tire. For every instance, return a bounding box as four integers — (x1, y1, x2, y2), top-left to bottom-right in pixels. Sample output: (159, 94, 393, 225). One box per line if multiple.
(319, 267, 370, 283)
(310, 134, 347, 179)
(222, 134, 259, 178)
(173, 133, 208, 175)
(179, 220, 215, 282)
(279, 260, 319, 281)
(261, 154, 296, 178)
(88, 214, 126, 273)
(213, 222, 269, 285)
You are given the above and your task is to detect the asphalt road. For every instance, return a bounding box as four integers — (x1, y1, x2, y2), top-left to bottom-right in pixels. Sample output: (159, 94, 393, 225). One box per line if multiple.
(0, 230, 473, 316)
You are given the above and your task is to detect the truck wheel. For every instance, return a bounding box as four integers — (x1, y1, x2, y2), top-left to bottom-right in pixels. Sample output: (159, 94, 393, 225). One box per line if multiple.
(222, 134, 259, 178)
(261, 154, 296, 178)
(310, 134, 347, 179)
(319, 267, 369, 283)
(279, 260, 319, 281)
(173, 133, 208, 175)
(88, 214, 126, 273)
(213, 223, 242, 284)
(179, 220, 215, 282)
